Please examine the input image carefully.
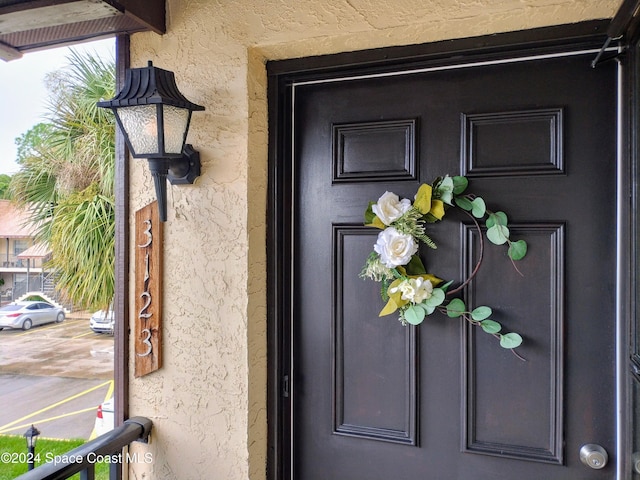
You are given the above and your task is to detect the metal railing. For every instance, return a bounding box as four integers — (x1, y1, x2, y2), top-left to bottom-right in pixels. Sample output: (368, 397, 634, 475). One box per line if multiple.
(0, 255, 44, 269)
(15, 417, 152, 480)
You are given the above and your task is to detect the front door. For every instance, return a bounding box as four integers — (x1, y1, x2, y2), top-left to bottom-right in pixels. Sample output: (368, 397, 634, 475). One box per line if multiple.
(271, 31, 618, 480)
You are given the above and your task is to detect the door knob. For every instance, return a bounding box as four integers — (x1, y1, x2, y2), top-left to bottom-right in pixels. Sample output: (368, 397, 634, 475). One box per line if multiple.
(580, 444, 608, 469)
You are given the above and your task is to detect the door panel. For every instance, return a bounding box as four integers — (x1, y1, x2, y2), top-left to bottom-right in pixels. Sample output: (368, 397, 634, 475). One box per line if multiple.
(292, 53, 616, 479)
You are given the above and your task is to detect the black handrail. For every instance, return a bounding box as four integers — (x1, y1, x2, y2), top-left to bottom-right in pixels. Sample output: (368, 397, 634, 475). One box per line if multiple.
(15, 417, 152, 480)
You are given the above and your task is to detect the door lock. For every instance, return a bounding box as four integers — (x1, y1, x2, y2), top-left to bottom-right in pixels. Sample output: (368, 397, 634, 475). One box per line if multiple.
(580, 444, 608, 470)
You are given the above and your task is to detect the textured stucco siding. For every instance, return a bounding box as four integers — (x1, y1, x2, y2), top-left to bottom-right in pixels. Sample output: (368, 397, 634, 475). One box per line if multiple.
(125, 1, 621, 479)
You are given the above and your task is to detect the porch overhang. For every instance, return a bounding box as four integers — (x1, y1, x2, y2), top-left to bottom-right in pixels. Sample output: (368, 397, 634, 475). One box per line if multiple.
(0, 0, 165, 61)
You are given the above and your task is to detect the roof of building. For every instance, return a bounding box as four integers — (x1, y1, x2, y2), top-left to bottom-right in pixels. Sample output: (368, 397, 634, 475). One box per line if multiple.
(18, 243, 50, 259)
(0, 200, 35, 238)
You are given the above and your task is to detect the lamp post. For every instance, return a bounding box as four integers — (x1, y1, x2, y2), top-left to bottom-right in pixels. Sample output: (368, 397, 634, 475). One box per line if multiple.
(97, 61, 205, 222)
(24, 424, 40, 471)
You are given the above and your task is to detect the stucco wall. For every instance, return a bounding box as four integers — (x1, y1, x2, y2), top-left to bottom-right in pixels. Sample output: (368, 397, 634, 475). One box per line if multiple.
(126, 1, 621, 479)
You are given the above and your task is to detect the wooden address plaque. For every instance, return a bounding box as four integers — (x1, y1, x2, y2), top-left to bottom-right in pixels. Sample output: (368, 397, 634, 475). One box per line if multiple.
(135, 201, 163, 377)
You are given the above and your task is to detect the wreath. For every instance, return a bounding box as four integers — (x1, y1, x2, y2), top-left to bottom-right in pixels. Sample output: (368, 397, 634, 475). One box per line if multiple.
(360, 175, 527, 356)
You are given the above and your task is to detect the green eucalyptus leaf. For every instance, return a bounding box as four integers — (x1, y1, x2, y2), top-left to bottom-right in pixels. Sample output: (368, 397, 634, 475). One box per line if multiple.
(508, 239, 528, 260)
(455, 196, 473, 211)
(471, 306, 492, 321)
(425, 288, 445, 307)
(486, 211, 508, 229)
(439, 191, 453, 205)
(471, 197, 486, 218)
(480, 319, 502, 334)
(499, 332, 523, 349)
(404, 305, 426, 325)
(439, 280, 454, 292)
(446, 298, 466, 317)
(436, 176, 454, 204)
(496, 211, 509, 225)
(419, 303, 436, 315)
(439, 175, 454, 190)
(453, 176, 468, 194)
(487, 224, 509, 245)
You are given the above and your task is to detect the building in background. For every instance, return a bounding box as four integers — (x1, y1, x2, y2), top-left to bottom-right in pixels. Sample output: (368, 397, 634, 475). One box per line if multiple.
(0, 200, 55, 304)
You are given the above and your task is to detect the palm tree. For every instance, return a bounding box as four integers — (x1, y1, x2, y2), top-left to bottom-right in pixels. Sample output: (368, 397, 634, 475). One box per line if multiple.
(10, 49, 115, 311)
(0, 174, 11, 199)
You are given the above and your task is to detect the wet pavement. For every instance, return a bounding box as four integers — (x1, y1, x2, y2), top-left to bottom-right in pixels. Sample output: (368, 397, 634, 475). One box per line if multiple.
(0, 313, 113, 379)
(0, 312, 114, 440)
(0, 374, 112, 439)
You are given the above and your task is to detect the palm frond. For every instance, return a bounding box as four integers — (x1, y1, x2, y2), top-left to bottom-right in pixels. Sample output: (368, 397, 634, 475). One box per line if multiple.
(9, 48, 116, 310)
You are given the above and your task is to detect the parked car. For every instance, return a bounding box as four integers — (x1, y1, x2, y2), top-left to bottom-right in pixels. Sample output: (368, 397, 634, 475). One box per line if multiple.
(93, 396, 114, 437)
(89, 309, 114, 334)
(0, 301, 65, 331)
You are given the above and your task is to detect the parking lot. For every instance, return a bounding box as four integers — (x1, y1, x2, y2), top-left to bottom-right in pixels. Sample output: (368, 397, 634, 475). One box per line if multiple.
(0, 313, 113, 439)
(0, 314, 113, 379)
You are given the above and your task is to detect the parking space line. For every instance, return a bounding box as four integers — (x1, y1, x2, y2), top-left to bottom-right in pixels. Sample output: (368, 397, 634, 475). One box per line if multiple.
(12, 319, 86, 337)
(103, 380, 114, 403)
(88, 380, 114, 440)
(0, 407, 98, 434)
(0, 380, 112, 433)
(72, 331, 94, 339)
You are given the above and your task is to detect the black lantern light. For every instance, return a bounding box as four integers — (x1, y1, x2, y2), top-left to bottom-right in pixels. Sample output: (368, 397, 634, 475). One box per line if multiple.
(98, 61, 205, 221)
(24, 424, 40, 470)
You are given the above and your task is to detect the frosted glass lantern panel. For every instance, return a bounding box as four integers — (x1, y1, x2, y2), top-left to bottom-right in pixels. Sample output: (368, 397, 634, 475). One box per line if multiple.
(117, 105, 159, 155)
(162, 105, 190, 154)
(117, 105, 189, 155)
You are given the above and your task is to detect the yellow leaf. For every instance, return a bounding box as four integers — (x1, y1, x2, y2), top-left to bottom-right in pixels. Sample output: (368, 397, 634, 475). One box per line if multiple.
(429, 199, 445, 220)
(365, 215, 386, 229)
(413, 184, 433, 214)
(379, 297, 398, 316)
(379, 279, 408, 316)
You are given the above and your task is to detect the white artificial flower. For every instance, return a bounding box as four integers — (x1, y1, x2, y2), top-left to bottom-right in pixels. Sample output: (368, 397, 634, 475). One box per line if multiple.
(373, 191, 412, 226)
(389, 277, 434, 304)
(374, 227, 418, 268)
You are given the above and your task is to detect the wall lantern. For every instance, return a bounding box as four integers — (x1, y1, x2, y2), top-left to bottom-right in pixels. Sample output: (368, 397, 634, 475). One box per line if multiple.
(97, 61, 205, 222)
(24, 424, 40, 470)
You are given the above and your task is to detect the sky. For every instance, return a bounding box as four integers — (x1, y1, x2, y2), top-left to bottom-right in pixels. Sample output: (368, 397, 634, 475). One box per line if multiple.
(0, 38, 115, 176)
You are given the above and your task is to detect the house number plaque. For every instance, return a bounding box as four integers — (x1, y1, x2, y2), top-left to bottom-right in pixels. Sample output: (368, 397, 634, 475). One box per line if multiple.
(135, 201, 163, 377)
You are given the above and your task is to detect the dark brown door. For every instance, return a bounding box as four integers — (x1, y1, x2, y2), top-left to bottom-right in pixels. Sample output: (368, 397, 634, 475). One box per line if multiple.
(287, 49, 617, 480)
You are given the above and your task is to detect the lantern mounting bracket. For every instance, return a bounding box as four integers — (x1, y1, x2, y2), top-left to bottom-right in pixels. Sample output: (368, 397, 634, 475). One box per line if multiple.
(168, 144, 201, 185)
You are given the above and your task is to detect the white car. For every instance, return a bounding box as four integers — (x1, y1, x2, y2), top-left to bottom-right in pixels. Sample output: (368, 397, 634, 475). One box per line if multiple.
(89, 309, 114, 334)
(93, 396, 114, 437)
(0, 301, 65, 330)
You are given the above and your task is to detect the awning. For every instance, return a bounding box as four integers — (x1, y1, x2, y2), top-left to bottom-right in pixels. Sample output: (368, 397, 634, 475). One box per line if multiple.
(0, 0, 165, 61)
(17, 243, 51, 259)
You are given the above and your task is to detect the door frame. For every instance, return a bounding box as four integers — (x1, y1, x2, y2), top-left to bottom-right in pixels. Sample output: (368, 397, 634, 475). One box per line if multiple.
(266, 20, 633, 480)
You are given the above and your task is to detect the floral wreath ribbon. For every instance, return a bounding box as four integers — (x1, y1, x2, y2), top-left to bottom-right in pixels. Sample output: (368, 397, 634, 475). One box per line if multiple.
(360, 175, 527, 353)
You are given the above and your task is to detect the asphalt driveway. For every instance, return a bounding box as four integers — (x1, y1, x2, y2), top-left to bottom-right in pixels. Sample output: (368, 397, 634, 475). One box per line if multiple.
(0, 313, 113, 440)
(0, 313, 113, 379)
(0, 374, 112, 439)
